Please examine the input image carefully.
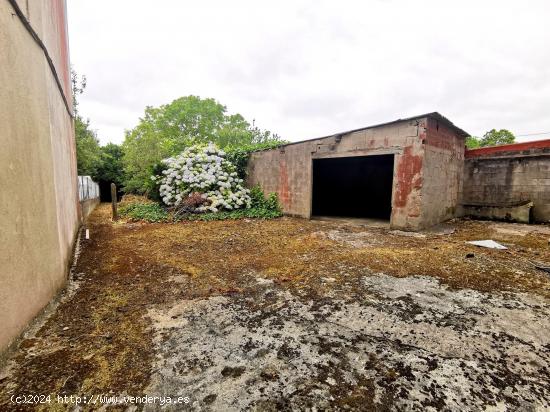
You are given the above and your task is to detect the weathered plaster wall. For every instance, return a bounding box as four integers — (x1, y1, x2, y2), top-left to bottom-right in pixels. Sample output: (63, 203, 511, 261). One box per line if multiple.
(0, 0, 80, 352)
(463, 142, 550, 222)
(421, 118, 466, 227)
(248, 119, 430, 229)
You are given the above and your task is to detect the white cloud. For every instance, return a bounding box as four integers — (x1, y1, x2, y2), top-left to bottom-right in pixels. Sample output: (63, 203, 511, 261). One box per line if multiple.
(67, 0, 550, 145)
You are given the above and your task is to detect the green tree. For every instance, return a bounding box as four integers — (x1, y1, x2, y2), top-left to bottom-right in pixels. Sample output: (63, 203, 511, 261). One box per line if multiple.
(72, 69, 102, 175)
(122, 96, 283, 194)
(466, 129, 516, 149)
(465, 136, 481, 149)
(95, 143, 124, 187)
(479, 129, 515, 147)
(75, 117, 102, 176)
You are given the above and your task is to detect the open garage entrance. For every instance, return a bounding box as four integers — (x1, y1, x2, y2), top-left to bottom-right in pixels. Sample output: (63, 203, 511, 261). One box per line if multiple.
(312, 155, 394, 220)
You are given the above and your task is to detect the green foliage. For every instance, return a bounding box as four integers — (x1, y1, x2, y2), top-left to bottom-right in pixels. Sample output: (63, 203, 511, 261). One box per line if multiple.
(249, 184, 281, 212)
(121, 96, 283, 193)
(72, 68, 107, 178)
(145, 161, 167, 202)
(118, 185, 282, 223)
(480, 129, 515, 146)
(177, 185, 282, 221)
(264, 193, 281, 213)
(225, 141, 285, 179)
(466, 129, 515, 149)
(181, 206, 282, 221)
(75, 116, 102, 176)
(94, 143, 124, 186)
(249, 185, 266, 207)
(465, 136, 481, 149)
(118, 202, 169, 222)
(179, 185, 282, 221)
(71, 68, 86, 116)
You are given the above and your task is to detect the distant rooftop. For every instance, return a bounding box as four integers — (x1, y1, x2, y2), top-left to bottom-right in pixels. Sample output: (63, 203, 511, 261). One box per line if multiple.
(465, 139, 550, 158)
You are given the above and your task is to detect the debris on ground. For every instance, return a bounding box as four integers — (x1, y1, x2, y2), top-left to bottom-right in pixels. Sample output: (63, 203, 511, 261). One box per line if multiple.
(389, 230, 427, 238)
(467, 239, 508, 250)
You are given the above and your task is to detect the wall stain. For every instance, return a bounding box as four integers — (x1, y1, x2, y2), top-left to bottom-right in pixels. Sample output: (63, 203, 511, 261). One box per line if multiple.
(394, 146, 423, 208)
(278, 155, 291, 209)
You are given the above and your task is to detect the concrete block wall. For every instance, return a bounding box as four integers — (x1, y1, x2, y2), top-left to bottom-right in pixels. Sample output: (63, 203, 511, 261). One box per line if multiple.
(249, 117, 466, 229)
(421, 118, 466, 227)
(249, 121, 424, 227)
(463, 143, 550, 222)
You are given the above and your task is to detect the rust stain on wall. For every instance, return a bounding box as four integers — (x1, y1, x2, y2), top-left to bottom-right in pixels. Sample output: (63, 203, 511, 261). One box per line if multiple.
(51, 0, 71, 103)
(278, 155, 291, 209)
(394, 146, 423, 208)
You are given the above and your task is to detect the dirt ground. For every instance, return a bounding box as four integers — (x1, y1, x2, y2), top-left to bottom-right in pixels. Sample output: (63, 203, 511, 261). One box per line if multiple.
(1, 204, 550, 411)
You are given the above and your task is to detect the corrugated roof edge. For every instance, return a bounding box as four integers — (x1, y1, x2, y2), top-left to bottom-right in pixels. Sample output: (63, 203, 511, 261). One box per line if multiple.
(252, 112, 469, 153)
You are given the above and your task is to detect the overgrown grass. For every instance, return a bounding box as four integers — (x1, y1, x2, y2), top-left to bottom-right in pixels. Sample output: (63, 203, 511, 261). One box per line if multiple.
(178, 206, 282, 222)
(119, 202, 169, 222)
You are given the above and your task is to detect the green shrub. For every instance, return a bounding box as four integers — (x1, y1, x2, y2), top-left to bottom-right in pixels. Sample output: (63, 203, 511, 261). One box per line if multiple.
(119, 202, 169, 222)
(225, 141, 285, 179)
(176, 186, 282, 221)
(249, 185, 266, 207)
(118, 185, 281, 223)
(179, 206, 282, 222)
(143, 161, 167, 202)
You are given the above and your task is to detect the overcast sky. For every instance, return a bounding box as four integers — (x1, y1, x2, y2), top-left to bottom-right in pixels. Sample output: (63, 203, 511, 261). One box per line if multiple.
(67, 0, 550, 145)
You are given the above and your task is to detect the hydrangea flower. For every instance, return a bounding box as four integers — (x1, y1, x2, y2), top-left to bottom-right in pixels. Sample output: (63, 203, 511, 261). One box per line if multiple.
(152, 143, 251, 212)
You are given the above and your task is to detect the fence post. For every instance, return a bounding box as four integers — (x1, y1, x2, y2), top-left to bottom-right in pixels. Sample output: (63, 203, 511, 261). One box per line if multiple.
(111, 183, 118, 221)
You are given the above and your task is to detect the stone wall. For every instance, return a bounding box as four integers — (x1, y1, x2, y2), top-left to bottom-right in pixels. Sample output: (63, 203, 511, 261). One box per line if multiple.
(463, 141, 550, 222)
(0, 0, 80, 352)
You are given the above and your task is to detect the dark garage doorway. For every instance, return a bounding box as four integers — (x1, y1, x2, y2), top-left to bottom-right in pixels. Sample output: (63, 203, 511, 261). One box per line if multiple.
(312, 155, 394, 219)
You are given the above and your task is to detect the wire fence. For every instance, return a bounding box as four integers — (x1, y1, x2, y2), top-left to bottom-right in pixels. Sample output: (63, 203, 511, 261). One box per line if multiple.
(78, 176, 99, 201)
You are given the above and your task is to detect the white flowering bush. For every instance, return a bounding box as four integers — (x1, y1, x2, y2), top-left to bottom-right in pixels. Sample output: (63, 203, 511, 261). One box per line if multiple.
(152, 144, 252, 213)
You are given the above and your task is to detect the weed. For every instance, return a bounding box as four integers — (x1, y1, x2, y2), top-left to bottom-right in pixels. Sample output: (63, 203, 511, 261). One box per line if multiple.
(119, 203, 169, 222)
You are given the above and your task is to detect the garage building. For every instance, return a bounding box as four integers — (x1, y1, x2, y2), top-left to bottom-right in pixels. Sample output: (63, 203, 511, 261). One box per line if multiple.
(247, 113, 468, 230)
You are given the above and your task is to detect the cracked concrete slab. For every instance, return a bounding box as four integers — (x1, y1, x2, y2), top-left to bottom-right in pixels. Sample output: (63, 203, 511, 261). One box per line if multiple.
(146, 274, 550, 411)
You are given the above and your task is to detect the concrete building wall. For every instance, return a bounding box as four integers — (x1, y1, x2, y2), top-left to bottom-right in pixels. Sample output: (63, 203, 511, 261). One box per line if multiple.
(247, 115, 467, 230)
(0, 0, 80, 352)
(421, 118, 466, 227)
(463, 141, 550, 222)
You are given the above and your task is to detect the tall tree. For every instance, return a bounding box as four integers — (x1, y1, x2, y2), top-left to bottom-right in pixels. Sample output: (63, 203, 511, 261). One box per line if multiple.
(95, 143, 124, 187)
(466, 129, 516, 149)
(122, 96, 282, 193)
(71, 69, 101, 176)
(479, 129, 516, 146)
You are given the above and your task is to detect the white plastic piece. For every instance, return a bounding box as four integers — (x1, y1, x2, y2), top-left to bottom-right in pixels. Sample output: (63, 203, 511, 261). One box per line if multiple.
(466, 240, 507, 250)
(85, 229, 90, 240)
